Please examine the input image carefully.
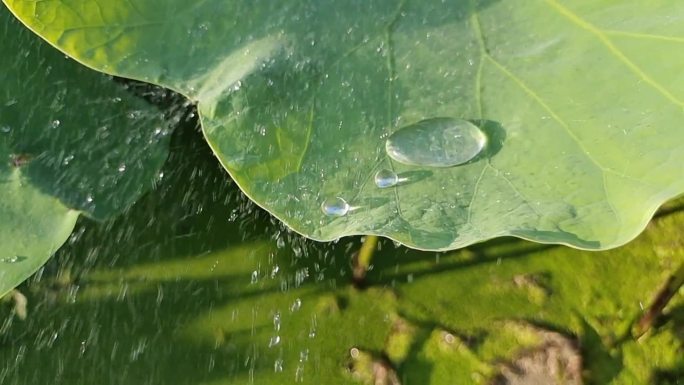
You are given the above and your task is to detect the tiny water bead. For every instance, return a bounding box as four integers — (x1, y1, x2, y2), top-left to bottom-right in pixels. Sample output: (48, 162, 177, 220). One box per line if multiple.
(385, 117, 487, 167)
(374, 169, 399, 188)
(320, 197, 350, 217)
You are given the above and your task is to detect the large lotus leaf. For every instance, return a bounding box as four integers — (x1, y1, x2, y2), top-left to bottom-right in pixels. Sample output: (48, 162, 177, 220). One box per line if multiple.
(7, 0, 684, 250)
(0, 7, 170, 296)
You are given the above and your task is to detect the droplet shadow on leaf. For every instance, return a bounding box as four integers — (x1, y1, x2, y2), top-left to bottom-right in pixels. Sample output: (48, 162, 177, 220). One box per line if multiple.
(469, 119, 506, 162)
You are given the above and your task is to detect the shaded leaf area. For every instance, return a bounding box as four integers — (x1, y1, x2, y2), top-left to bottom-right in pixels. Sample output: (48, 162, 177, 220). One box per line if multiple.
(0, 8, 170, 295)
(1, 120, 682, 385)
(7, 0, 684, 250)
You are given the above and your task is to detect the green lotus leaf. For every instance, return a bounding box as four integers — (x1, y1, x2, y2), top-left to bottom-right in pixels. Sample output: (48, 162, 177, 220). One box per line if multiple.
(6, 0, 684, 250)
(0, 7, 170, 296)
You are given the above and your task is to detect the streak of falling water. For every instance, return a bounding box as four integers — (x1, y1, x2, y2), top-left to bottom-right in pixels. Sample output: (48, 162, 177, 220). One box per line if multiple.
(273, 312, 281, 332)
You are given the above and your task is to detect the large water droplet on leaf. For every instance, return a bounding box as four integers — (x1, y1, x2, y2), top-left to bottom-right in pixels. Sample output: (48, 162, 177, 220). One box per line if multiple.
(321, 197, 349, 217)
(385, 117, 487, 167)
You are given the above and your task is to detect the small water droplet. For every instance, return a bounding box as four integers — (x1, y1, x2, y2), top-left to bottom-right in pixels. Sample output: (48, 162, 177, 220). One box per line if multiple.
(273, 312, 281, 331)
(1, 256, 27, 264)
(295, 364, 304, 382)
(50, 120, 61, 129)
(321, 197, 349, 217)
(268, 335, 281, 347)
(309, 315, 317, 338)
(299, 349, 309, 362)
(274, 359, 283, 372)
(127, 110, 142, 120)
(374, 169, 399, 188)
(0, 125, 10, 134)
(385, 117, 487, 167)
(232, 80, 242, 92)
(290, 298, 302, 312)
(62, 154, 74, 166)
(117, 164, 127, 173)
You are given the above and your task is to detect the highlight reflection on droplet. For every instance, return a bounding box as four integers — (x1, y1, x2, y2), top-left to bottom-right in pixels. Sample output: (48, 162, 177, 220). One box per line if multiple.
(374, 169, 399, 188)
(321, 197, 350, 217)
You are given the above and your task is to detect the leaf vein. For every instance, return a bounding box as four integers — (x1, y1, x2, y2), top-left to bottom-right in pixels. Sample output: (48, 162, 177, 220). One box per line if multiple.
(466, 165, 488, 228)
(604, 30, 684, 44)
(544, 0, 684, 109)
(483, 54, 621, 228)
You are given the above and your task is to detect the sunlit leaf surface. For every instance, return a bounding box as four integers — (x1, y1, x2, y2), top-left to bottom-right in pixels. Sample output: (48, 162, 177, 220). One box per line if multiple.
(6, 0, 684, 250)
(0, 8, 169, 295)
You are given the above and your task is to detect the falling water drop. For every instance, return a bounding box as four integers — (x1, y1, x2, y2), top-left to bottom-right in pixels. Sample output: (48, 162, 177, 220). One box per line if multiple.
(290, 298, 302, 312)
(62, 154, 75, 166)
(374, 169, 399, 188)
(273, 312, 281, 332)
(295, 365, 304, 382)
(385, 117, 487, 167)
(271, 265, 280, 278)
(268, 335, 281, 347)
(320, 197, 350, 217)
(274, 359, 283, 373)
